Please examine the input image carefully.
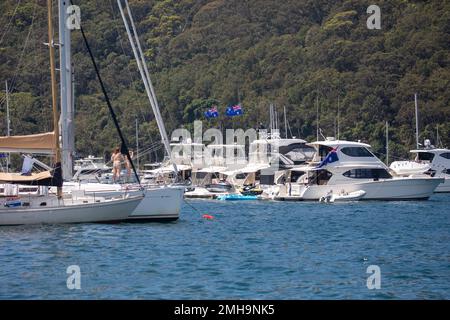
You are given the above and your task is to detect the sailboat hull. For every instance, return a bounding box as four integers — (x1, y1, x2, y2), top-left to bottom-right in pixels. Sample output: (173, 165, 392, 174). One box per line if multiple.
(0, 196, 142, 226)
(127, 186, 184, 222)
(58, 183, 184, 221)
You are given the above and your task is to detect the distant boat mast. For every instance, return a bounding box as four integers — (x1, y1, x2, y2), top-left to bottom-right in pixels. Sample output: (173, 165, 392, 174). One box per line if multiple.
(5, 81, 11, 172)
(316, 95, 319, 141)
(415, 93, 419, 149)
(385, 121, 389, 166)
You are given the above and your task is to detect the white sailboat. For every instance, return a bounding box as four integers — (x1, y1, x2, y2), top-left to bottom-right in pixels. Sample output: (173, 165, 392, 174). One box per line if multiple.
(57, 182, 183, 222)
(0, 192, 141, 226)
(0, 0, 143, 226)
(47, 0, 184, 221)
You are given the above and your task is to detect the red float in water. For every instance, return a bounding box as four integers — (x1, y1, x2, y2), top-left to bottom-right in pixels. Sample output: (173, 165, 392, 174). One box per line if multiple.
(202, 214, 214, 220)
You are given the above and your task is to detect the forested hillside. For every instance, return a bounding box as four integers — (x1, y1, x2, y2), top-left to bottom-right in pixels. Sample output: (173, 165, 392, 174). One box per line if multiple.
(0, 0, 449, 163)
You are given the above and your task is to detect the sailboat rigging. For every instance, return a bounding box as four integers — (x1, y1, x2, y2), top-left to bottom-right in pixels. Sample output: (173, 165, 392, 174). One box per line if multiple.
(69, 0, 140, 185)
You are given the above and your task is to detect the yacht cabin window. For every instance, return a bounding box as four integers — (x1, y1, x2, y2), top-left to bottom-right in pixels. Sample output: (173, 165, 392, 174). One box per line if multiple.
(308, 169, 332, 185)
(343, 168, 392, 179)
(290, 170, 305, 183)
(439, 153, 450, 160)
(341, 147, 374, 157)
(415, 152, 435, 161)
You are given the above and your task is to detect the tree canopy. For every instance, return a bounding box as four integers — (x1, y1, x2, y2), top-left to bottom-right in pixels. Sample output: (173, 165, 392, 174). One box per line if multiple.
(0, 0, 449, 165)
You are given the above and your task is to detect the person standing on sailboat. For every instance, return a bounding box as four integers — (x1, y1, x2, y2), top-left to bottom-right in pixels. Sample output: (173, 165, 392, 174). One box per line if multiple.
(111, 147, 123, 182)
(125, 149, 134, 181)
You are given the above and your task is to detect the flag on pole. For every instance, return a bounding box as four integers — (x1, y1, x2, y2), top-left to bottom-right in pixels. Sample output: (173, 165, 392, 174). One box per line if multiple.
(204, 105, 219, 119)
(316, 147, 339, 168)
(226, 104, 243, 117)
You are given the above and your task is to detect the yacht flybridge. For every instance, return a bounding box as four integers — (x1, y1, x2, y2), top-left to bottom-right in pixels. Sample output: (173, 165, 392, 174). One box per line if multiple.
(390, 140, 450, 193)
(274, 138, 443, 201)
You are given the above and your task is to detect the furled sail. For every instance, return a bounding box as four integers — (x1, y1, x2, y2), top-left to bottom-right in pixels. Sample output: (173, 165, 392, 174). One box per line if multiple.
(0, 132, 55, 154)
(0, 164, 62, 187)
(0, 171, 52, 183)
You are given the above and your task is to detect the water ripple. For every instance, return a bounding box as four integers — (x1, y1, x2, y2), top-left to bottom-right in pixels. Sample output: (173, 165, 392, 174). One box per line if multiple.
(0, 194, 449, 299)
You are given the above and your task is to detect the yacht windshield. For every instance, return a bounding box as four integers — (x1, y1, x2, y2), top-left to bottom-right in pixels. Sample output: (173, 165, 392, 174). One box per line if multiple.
(341, 147, 374, 157)
(416, 152, 435, 161)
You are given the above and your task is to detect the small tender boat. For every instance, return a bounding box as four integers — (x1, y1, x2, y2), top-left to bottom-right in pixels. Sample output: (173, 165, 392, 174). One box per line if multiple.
(319, 190, 366, 203)
(205, 182, 233, 193)
(239, 185, 264, 196)
(216, 194, 259, 201)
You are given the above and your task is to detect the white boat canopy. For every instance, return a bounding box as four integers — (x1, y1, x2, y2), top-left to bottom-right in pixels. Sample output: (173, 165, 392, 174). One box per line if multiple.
(221, 163, 272, 176)
(197, 166, 228, 173)
(148, 164, 191, 174)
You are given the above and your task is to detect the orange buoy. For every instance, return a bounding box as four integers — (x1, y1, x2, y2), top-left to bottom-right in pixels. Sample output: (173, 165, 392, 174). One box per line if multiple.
(202, 214, 214, 220)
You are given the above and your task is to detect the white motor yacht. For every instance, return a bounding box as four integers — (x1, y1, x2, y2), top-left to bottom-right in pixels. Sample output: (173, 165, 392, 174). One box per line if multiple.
(390, 139, 450, 193)
(275, 138, 443, 201)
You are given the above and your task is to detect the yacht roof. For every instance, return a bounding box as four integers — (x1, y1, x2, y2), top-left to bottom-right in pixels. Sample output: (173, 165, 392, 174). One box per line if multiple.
(170, 142, 204, 147)
(196, 166, 228, 173)
(148, 164, 191, 173)
(251, 138, 307, 144)
(307, 140, 371, 148)
(410, 148, 449, 153)
(221, 163, 272, 175)
(206, 144, 245, 149)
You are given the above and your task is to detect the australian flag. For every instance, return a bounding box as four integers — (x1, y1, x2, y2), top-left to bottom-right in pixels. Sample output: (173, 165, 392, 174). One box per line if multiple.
(317, 147, 339, 168)
(226, 104, 243, 117)
(204, 106, 219, 119)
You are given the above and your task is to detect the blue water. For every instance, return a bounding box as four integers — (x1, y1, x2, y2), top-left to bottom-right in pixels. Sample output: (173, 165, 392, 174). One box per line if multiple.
(0, 194, 449, 299)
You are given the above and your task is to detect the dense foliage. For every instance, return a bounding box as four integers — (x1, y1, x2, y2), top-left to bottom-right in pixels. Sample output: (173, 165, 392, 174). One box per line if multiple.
(0, 0, 449, 165)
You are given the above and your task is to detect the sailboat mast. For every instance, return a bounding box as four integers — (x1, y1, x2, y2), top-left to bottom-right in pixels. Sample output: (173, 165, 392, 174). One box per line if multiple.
(59, 0, 74, 181)
(5, 81, 10, 172)
(414, 93, 419, 149)
(135, 117, 139, 171)
(436, 125, 440, 147)
(316, 95, 319, 141)
(337, 96, 340, 140)
(283, 106, 287, 138)
(47, 0, 62, 197)
(385, 121, 389, 166)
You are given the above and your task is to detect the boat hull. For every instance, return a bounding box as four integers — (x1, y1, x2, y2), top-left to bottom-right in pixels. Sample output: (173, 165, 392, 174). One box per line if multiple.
(127, 187, 184, 222)
(289, 177, 443, 200)
(59, 183, 184, 221)
(435, 178, 450, 193)
(0, 196, 142, 226)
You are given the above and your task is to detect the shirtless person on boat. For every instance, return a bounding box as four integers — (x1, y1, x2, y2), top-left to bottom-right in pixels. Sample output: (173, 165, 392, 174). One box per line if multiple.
(125, 149, 134, 180)
(111, 147, 123, 183)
